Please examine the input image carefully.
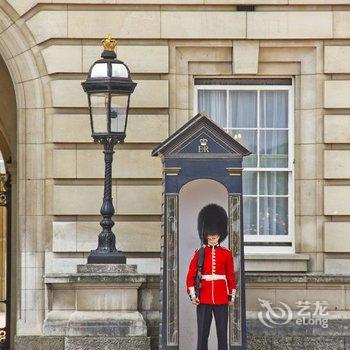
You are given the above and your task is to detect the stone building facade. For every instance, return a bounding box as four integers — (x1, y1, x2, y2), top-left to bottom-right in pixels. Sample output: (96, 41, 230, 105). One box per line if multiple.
(0, 0, 348, 349)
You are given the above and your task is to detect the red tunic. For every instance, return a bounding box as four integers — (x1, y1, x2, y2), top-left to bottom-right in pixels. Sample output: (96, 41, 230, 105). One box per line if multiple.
(186, 244, 237, 305)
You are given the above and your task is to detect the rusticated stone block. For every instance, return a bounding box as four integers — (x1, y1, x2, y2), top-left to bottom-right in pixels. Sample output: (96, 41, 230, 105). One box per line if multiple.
(344, 337, 350, 349)
(271, 336, 344, 350)
(42, 336, 65, 350)
(324, 81, 350, 108)
(15, 336, 65, 350)
(14, 336, 41, 350)
(324, 186, 350, 215)
(324, 115, 350, 143)
(247, 11, 332, 39)
(65, 336, 150, 350)
(247, 335, 272, 350)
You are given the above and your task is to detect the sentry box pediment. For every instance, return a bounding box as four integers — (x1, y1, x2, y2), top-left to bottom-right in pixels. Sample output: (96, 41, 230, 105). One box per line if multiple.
(152, 112, 250, 350)
(152, 112, 251, 191)
(152, 112, 250, 160)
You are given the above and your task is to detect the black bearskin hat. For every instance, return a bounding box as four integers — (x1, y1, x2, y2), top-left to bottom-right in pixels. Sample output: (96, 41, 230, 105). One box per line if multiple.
(197, 203, 228, 244)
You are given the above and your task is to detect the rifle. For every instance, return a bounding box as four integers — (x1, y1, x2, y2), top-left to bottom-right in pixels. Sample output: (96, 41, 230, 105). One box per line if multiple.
(195, 217, 205, 298)
(195, 245, 205, 298)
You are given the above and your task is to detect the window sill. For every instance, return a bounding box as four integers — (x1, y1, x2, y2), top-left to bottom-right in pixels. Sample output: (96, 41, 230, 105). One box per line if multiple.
(245, 253, 310, 272)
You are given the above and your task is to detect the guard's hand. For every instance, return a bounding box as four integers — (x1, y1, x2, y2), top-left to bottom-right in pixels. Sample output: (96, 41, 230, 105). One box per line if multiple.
(228, 299, 234, 306)
(191, 297, 200, 305)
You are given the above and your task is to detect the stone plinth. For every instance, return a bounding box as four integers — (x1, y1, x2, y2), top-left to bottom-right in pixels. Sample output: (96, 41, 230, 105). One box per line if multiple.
(43, 264, 150, 349)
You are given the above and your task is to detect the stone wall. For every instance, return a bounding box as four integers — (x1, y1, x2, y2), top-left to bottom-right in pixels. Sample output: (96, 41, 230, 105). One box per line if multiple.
(0, 0, 349, 344)
(15, 273, 350, 349)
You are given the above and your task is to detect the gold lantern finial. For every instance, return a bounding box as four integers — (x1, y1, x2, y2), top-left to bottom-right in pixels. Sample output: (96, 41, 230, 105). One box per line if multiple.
(101, 34, 117, 52)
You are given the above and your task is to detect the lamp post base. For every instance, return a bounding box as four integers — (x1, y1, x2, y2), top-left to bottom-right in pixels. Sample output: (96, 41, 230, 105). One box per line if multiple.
(87, 250, 126, 264)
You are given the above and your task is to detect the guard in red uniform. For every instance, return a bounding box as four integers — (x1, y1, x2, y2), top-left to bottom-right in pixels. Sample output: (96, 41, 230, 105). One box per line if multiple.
(186, 203, 236, 350)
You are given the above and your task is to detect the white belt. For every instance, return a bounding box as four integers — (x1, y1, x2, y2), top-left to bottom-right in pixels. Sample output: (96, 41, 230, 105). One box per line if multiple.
(201, 274, 226, 281)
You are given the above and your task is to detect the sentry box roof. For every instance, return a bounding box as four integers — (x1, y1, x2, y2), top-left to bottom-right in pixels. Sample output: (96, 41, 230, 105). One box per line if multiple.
(151, 112, 251, 159)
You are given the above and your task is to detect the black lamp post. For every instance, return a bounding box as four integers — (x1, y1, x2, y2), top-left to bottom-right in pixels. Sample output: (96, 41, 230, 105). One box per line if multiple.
(81, 35, 137, 264)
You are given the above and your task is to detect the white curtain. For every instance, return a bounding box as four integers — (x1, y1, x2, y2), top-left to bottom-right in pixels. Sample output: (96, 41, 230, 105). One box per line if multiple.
(198, 90, 226, 125)
(198, 89, 289, 236)
(259, 91, 288, 235)
(229, 91, 257, 168)
(259, 172, 288, 235)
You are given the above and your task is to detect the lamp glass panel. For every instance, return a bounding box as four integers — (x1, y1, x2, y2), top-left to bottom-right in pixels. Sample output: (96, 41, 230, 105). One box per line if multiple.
(111, 63, 129, 78)
(90, 93, 109, 133)
(90, 63, 108, 78)
(110, 94, 128, 133)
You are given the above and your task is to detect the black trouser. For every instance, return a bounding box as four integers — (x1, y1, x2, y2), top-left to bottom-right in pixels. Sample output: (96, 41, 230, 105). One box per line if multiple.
(196, 303, 228, 350)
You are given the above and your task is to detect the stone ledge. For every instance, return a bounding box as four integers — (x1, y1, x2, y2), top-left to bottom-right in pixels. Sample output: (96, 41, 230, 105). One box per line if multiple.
(140, 274, 161, 284)
(46, 270, 350, 286)
(76, 264, 137, 274)
(246, 253, 310, 260)
(141, 272, 350, 285)
(47, 269, 350, 286)
(44, 273, 147, 285)
(245, 272, 350, 284)
(245, 253, 310, 272)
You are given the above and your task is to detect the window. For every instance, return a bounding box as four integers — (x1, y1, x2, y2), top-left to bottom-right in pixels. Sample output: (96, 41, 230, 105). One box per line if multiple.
(195, 79, 294, 253)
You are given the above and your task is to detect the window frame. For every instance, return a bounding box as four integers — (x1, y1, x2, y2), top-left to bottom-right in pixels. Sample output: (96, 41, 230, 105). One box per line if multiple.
(194, 83, 294, 254)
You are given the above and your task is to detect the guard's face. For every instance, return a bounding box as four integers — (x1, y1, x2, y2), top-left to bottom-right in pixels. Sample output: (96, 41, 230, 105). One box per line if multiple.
(206, 234, 220, 245)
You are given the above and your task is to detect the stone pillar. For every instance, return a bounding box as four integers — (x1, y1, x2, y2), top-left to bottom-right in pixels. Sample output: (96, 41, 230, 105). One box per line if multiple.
(43, 264, 151, 350)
